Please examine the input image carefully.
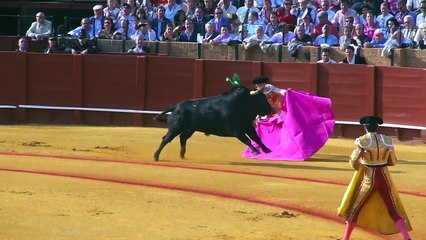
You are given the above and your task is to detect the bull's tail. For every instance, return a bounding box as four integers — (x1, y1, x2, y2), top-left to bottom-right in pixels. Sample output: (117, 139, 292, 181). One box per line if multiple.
(153, 106, 175, 122)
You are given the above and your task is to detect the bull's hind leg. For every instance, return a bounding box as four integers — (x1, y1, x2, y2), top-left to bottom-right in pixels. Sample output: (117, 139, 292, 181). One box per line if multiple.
(153, 129, 181, 161)
(246, 128, 271, 154)
(179, 130, 195, 159)
(236, 134, 260, 155)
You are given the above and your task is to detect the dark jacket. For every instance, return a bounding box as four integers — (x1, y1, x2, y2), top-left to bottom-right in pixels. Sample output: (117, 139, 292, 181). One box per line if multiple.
(342, 55, 367, 64)
(151, 17, 172, 40)
(178, 31, 198, 42)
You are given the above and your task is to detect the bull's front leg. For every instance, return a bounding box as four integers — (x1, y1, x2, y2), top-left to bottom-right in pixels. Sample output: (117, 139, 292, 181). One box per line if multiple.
(246, 128, 271, 154)
(235, 134, 260, 155)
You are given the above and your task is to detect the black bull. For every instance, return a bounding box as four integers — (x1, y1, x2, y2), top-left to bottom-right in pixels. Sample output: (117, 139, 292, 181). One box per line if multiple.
(153, 86, 272, 161)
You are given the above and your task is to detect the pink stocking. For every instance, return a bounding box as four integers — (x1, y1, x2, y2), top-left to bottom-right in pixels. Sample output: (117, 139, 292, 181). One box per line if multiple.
(343, 221, 355, 240)
(395, 219, 411, 240)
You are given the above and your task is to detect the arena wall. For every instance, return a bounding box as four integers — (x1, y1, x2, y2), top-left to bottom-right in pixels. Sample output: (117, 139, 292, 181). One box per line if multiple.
(0, 51, 425, 141)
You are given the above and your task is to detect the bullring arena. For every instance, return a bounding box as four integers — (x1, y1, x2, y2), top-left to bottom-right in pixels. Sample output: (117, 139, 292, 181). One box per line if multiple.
(0, 125, 425, 240)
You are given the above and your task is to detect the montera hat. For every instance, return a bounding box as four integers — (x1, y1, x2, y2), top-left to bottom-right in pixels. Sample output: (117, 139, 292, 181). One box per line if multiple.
(359, 116, 383, 126)
(252, 76, 269, 84)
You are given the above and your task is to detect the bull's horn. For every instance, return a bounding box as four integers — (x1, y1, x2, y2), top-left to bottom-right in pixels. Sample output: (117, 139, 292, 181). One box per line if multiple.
(250, 89, 260, 95)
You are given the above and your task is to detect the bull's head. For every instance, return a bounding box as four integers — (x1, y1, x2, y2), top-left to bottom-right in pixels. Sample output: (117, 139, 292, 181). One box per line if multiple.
(249, 89, 272, 117)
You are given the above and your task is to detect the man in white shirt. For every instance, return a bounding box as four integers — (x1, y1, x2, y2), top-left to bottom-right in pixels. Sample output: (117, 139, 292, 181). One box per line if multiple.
(317, 48, 336, 63)
(26, 12, 52, 41)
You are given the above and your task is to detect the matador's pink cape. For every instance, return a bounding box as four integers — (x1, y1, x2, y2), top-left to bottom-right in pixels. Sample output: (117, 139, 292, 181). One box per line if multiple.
(243, 90, 335, 161)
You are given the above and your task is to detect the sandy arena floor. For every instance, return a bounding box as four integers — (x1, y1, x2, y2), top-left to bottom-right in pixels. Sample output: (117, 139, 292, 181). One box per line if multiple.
(0, 125, 425, 240)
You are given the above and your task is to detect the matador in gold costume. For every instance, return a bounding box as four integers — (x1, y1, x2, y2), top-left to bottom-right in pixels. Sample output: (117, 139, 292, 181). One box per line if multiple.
(338, 116, 412, 240)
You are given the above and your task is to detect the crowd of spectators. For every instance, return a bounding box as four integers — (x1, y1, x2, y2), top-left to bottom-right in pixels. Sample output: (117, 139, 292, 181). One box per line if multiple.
(23, 0, 426, 58)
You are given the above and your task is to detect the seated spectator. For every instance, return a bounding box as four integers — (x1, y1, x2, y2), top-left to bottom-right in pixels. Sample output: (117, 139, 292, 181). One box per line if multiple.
(98, 18, 116, 39)
(115, 3, 137, 31)
(352, 24, 372, 46)
(245, 11, 265, 37)
(151, 6, 173, 41)
(402, 15, 418, 42)
(127, 35, 151, 53)
(363, 10, 379, 39)
(90, 5, 106, 38)
(383, 17, 399, 39)
(103, 0, 121, 23)
(210, 25, 234, 44)
(231, 24, 249, 42)
(417, 24, 426, 48)
(300, 11, 314, 36)
(202, 22, 219, 42)
(43, 37, 66, 53)
(317, 48, 337, 63)
(178, 19, 198, 42)
(192, 7, 210, 35)
(291, 25, 313, 45)
(217, 0, 237, 16)
(383, 28, 414, 48)
(243, 25, 270, 49)
(16, 37, 29, 52)
(173, 10, 187, 30)
(340, 45, 367, 64)
(141, 0, 158, 21)
(295, 0, 317, 26)
(227, 13, 242, 35)
(209, 7, 231, 34)
(275, 0, 297, 31)
(264, 12, 280, 37)
(266, 22, 295, 44)
(332, 0, 359, 36)
(364, 28, 388, 47)
(314, 24, 339, 46)
(316, 0, 335, 24)
(69, 32, 100, 54)
(357, 3, 372, 26)
(26, 12, 52, 41)
(162, 23, 178, 41)
(133, 20, 157, 41)
(377, 2, 394, 29)
(339, 26, 355, 50)
(182, 0, 196, 18)
(394, 0, 417, 26)
(68, 18, 94, 39)
(415, 0, 426, 28)
(113, 18, 134, 40)
(259, 0, 274, 24)
(312, 11, 338, 40)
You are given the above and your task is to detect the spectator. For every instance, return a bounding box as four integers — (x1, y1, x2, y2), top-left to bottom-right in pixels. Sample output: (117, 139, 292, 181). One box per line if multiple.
(340, 45, 367, 64)
(383, 27, 413, 48)
(182, 0, 196, 18)
(291, 25, 313, 45)
(384, 17, 399, 39)
(125, 0, 139, 16)
(116, 3, 137, 31)
(103, 0, 121, 23)
(133, 20, 157, 40)
(114, 18, 133, 39)
(339, 26, 355, 50)
(90, 5, 106, 37)
(259, 0, 274, 24)
(136, 7, 149, 22)
(151, 6, 173, 40)
(317, 48, 336, 63)
(232, 24, 249, 41)
(363, 10, 380, 39)
(98, 18, 116, 39)
(264, 12, 281, 37)
(70, 32, 100, 54)
(202, 21, 219, 42)
(415, 0, 426, 28)
(192, 7, 210, 35)
(43, 37, 66, 53)
(26, 12, 52, 41)
(275, 0, 297, 31)
(402, 15, 418, 41)
(407, 0, 421, 11)
(364, 28, 388, 47)
(357, 3, 372, 26)
(227, 13, 242, 35)
(414, 22, 426, 43)
(203, 0, 216, 19)
(236, 0, 259, 24)
(332, 0, 359, 36)
(245, 11, 265, 37)
(243, 25, 270, 49)
(210, 25, 235, 44)
(68, 18, 94, 39)
(173, 9, 188, 33)
(376, 3, 395, 29)
(218, 0, 238, 16)
(314, 24, 339, 46)
(140, 0, 158, 21)
(295, 0, 316, 26)
(209, 7, 231, 34)
(178, 19, 198, 41)
(344, 16, 356, 34)
(162, 23, 178, 40)
(316, 0, 335, 24)
(312, 11, 338, 40)
(395, 0, 417, 26)
(16, 37, 29, 52)
(417, 23, 426, 48)
(352, 24, 372, 46)
(127, 34, 151, 53)
(300, 10, 315, 36)
(267, 22, 295, 44)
